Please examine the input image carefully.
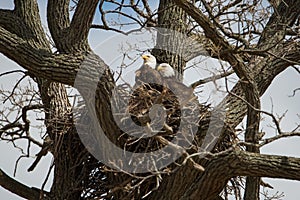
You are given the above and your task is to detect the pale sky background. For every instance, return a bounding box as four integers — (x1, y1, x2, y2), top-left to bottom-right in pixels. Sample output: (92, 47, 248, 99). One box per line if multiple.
(0, 1, 300, 199)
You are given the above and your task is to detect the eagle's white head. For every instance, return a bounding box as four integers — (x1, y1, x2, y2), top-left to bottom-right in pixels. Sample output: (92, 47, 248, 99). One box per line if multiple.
(156, 63, 175, 78)
(142, 54, 157, 69)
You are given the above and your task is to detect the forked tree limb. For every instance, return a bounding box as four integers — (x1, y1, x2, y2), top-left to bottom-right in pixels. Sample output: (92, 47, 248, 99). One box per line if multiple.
(47, 0, 99, 52)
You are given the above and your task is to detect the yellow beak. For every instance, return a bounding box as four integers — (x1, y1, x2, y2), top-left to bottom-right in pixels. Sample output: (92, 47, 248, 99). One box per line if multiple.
(156, 65, 162, 71)
(142, 55, 148, 60)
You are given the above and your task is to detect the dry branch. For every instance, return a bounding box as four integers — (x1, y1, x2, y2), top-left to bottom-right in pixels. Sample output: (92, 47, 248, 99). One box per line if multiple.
(0, 168, 48, 200)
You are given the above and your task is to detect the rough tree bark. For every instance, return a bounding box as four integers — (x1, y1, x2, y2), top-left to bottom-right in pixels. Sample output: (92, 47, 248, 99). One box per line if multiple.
(0, 0, 114, 199)
(147, 1, 300, 199)
(152, 0, 188, 77)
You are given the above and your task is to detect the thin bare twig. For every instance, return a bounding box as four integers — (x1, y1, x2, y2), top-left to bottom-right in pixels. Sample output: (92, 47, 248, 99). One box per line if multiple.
(190, 69, 234, 88)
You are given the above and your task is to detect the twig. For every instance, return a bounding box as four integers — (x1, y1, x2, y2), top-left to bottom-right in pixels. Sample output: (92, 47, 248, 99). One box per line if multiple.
(0, 70, 25, 77)
(3, 73, 28, 104)
(288, 88, 300, 97)
(190, 69, 234, 88)
(259, 132, 300, 147)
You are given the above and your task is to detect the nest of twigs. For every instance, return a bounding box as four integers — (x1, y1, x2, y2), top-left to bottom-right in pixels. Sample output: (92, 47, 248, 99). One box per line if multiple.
(112, 82, 210, 154)
(76, 81, 242, 199)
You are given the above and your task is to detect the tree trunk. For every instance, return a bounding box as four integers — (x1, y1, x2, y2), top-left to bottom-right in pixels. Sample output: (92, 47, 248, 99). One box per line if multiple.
(152, 0, 188, 79)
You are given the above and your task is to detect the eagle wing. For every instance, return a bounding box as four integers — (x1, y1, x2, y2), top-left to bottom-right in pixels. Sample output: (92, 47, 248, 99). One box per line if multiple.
(134, 65, 162, 86)
(163, 78, 196, 106)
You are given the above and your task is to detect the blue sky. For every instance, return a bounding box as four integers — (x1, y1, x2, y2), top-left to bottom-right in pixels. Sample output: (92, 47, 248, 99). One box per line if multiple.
(0, 1, 300, 199)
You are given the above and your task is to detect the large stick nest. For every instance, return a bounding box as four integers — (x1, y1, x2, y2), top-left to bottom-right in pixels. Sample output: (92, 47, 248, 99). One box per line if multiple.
(112, 82, 209, 153)
(76, 81, 238, 199)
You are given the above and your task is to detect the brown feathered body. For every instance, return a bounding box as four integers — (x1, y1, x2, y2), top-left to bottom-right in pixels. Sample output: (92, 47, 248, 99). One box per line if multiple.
(134, 65, 163, 86)
(162, 77, 195, 105)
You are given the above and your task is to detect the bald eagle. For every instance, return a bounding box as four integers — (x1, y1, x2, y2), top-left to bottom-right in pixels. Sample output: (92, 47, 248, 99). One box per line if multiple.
(133, 55, 196, 109)
(128, 54, 181, 132)
(123, 54, 202, 154)
(141, 54, 157, 69)
(134, 54, 162, 86)
(129, 54, 165, 127)
(156, 63, 176, 78)
(156, 63, 196, 105)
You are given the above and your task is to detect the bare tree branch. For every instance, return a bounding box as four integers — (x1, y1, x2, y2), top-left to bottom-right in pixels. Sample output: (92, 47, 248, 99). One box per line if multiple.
(48, 0, 99, 52)
(0, 168, 48, 200)
(190, 69, 234, 88)
(13, 0, 50, 49)
(257, 0, 300, 50)
(47, 0, 71, 50)
(180, 150, 300, 200)
(259, 132, 300, 147)
(68, 0, 99, 48)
